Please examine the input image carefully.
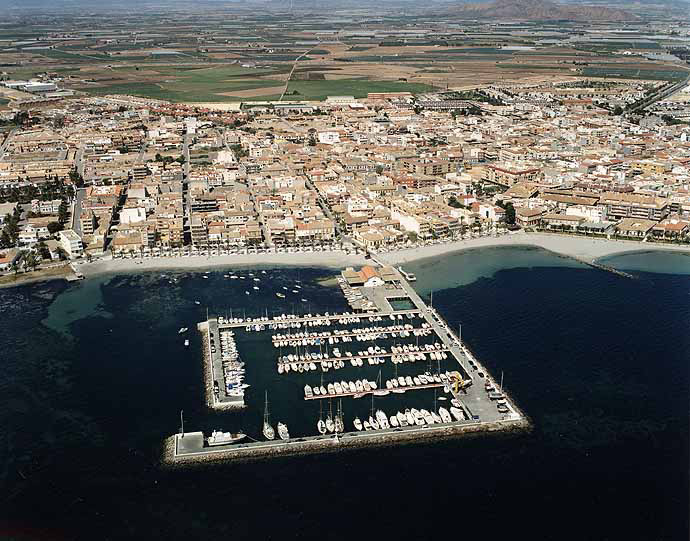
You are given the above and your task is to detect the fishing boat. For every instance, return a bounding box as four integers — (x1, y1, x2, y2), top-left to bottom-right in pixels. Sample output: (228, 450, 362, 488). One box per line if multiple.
(277, 422, 290, 440)
(262, 392, 275, 440)
(207, 430, 246, 446)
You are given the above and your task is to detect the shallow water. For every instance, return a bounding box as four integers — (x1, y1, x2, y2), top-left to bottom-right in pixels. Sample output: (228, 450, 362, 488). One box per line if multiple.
(1, 247, 687, 540)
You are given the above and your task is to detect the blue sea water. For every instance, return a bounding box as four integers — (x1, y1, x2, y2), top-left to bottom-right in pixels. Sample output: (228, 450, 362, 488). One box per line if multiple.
(0, 247, 688, 540)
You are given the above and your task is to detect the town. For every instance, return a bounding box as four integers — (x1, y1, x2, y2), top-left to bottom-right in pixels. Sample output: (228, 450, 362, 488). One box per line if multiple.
(2, 75, 690, 280)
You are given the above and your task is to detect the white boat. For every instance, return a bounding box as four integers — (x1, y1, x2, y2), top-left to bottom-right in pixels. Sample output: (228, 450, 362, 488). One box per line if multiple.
(263, 392, 275, 440)
(439, 407, 453, 423)
(450, 407, 464, 422)
(326, 416, 335, 433)
(276, 293, 286, 298)
(369, 416, 380, 430)
(277, 422, 290, 440)
(184, 339, 189, 347)
(178, 327, 188, 334)
(405, 409, 415, 426)
(207, 430, 246, 446)
(390, 415, 399, 428)
(397, 411, 408, 427)
(353, 417, 363, 431)
(304, 384, 313, 398)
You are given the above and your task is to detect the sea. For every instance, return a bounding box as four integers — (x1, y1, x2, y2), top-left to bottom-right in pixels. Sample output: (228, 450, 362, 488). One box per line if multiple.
(1, 246, 688, 540)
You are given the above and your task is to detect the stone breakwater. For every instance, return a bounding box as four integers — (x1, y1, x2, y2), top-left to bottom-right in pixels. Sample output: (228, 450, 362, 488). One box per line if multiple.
(161, 418, 532, 467)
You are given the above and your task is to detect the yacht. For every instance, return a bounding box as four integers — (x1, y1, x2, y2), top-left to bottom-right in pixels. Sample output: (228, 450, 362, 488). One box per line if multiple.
(207, 430, 246, 446)
(396, 411, 408, 427)
(450, 407, 464, 422)
(277, 422, 290, 440)
(304, 384, 313, 398)
(438, 407, 453, 423)
(353, 417, 363, 431)
(389, 415, 399, 428)
(405, 409, 415, 426)
(376, 410, 389, 429)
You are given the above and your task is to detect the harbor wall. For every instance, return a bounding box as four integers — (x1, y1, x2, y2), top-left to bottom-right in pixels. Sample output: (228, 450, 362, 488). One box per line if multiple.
(162, 417, 532, 466)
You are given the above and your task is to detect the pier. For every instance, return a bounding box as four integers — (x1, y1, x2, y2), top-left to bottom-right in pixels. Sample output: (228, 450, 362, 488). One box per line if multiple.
(168, 265, 528, 463)
(216, 309, 423, 330)
(303, 381, 447, 400)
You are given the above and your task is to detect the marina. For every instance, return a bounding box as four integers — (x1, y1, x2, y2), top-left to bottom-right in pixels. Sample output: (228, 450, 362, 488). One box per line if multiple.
(171, 264, 528, 462)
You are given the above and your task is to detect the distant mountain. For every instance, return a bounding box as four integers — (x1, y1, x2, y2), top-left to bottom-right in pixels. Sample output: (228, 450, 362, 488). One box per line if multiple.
(442, 0, 637, 21)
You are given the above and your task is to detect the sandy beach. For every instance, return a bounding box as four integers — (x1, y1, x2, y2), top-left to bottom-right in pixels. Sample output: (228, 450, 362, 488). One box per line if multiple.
(77, 250, 368, 277)
(377, 232, 690, 266)
(35, 232, 690, 283)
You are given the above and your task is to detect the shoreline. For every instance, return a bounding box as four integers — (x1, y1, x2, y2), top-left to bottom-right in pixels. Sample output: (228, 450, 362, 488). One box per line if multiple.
(376, 231, 690, 267)
(2, 233, 688, 290)
(76, 250, 369, 278)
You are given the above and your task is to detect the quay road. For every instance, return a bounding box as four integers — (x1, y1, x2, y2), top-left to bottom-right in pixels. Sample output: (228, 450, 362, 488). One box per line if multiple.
(387, 268, 521, 422)
(207, 318, 245, 408)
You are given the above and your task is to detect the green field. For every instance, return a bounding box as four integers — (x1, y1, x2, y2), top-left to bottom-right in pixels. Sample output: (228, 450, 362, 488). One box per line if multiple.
(283, 79, 436, 100)
(82, 64, 436, 102)
(84, 65, 287, 102)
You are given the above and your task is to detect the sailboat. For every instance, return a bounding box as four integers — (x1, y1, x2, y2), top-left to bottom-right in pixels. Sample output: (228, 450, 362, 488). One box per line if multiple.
(263, 391, 275, 440)
(317, 401, 327, 435)
(368, 391, 380, 430)
(325, 399, 335, 433)
(334, 399, 344, 433)
(373, 369, 389, 396)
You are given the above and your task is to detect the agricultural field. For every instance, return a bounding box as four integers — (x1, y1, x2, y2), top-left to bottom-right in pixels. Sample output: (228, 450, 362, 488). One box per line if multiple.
(284, 79, 436, 100)
(2, 10, 688, 105)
